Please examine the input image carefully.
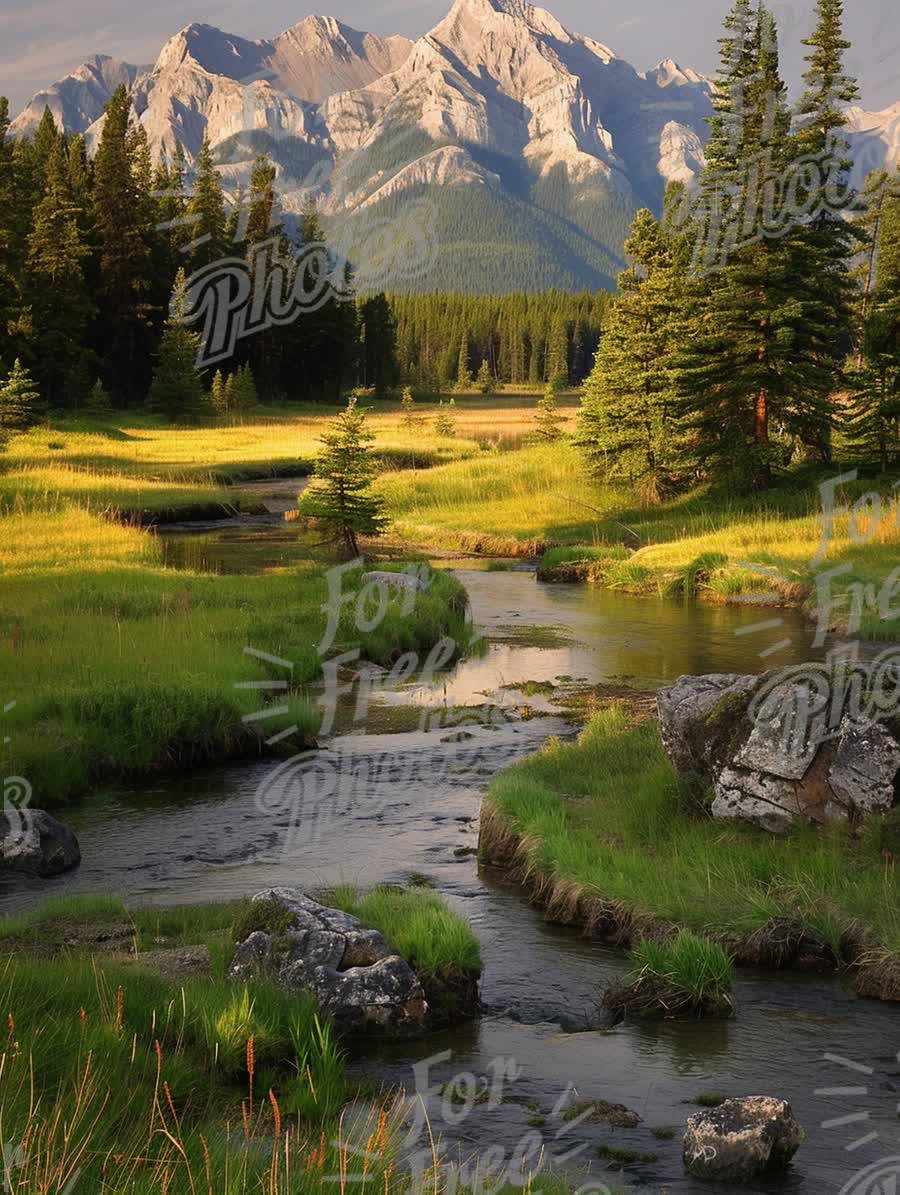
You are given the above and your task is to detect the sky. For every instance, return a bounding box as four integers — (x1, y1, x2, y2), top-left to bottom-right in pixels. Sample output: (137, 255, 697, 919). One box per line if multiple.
(0, 0, 896, 118)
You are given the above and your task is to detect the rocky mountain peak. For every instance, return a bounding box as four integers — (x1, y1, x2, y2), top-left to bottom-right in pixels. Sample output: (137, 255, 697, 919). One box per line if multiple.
(152, 23, 267, 81)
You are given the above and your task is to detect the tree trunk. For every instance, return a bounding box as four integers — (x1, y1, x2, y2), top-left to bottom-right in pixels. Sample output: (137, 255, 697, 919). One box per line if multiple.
(754, 389, 769, 443)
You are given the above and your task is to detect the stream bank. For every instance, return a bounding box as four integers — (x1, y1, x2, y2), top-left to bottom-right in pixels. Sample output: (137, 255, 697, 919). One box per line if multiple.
(4, 552, 898, 1192)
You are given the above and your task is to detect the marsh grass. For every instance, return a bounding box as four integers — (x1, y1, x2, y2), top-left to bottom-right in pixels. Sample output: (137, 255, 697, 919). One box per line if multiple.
(0, 951, 408, 1193)
(628, 932, 734, 998)
(603, 932, 735, 1019)
(327, 885, 482, 976)
(0, 510, 471, 804)
(483, 707, 900, 955)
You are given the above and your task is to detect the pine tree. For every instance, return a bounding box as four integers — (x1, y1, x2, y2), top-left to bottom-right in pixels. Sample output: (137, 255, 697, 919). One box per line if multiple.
(790, 0, 861, 433)
(547, 314, 569, 387)
(84, 378, 113, 416)
(852, 169, 894, 338)
(874, 168, 900, 302)
(66, 135, 92, 233)
(0, 359, 42, 432)
(476, 359, 493, 394)
(0, 98, 18, 349)
(32, 107, 59, 193)
(847, 168, 900, 469)
(147, 270, 206, 421)
(28, 137, 93, 406)
(245, 154, 280, 249)
(188, 137, 227, 270)
(845, 311, 900, 472)
(93, 86, 153, 402)
(234, 364, 258, 414)
(675, 4, 837, 486)
(298, 398, 387, 555)
(457, 333, 472, 388)
(533, 382, 565, 442)
(210, 369, 228, 417)
(580, 209, 684, 496)
(358, 295, 397, 395)
(224, 373, 238, 415)
(400, 385, 419, 429)
(434, 398, 457, 437)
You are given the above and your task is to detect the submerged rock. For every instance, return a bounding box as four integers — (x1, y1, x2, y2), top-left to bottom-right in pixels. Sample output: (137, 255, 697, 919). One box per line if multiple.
(0, 808, 81, 876)
(683, 1096, 804, 1182)
(229, 888, 428, 1035)
(656, 670, 900, 832)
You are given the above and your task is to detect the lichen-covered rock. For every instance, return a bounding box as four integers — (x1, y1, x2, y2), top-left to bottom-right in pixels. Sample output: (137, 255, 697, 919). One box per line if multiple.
(361, 570, 429, 594)
(828, 718, 900, 816)
(0, 808, 81, 876)
(683, 1096, 804, 1182)
(656, 671, 900, 832)
(656, 673, 759, 775)
(228, 888, 428, 1035)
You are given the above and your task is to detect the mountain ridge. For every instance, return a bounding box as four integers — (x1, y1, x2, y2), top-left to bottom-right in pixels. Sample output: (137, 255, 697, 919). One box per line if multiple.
(8, 0, 900, 292)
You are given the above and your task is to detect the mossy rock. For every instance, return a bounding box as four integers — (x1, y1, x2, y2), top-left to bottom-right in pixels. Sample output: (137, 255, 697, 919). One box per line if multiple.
(232, 897, 296, 943)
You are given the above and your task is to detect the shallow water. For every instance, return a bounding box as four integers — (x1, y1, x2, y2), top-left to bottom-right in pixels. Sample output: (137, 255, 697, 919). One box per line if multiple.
(5, 562, 898, 1192)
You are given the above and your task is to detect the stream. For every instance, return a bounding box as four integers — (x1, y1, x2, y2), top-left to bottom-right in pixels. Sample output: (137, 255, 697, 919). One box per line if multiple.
(5, 511, 899, 1192)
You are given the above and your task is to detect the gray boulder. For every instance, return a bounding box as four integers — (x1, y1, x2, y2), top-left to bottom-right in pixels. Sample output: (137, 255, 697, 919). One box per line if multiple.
(828, 718, 900, 816)
(683, 1096, 804, 1183)
(229, 888, 428, 1034)
(361, 570, 430, 594)
(656, 671, 900, 831)
(0, 808, 81, 876)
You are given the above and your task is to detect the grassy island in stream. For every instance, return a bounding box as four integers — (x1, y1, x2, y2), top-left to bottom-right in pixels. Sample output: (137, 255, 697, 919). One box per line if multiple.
(0, 888, 482, 1193)
(0, 506, 470, 806)
(480, 707, 900, 999)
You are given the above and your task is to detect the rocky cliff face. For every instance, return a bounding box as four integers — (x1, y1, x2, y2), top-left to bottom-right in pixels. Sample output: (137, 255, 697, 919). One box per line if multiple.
(10, 56, 146, 138)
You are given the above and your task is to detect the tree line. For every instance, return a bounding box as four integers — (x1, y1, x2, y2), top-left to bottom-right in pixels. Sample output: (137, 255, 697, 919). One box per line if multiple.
(386, 291, 609, 389)
(0, 86, 397, 425)
(578, 0, 900, 494)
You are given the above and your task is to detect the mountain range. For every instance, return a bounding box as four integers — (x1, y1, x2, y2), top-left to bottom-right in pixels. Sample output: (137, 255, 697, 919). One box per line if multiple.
(9, 0, 900, 292)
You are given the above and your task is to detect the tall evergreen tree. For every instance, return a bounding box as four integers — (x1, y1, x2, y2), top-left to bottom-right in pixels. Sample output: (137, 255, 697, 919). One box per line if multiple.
(580, 209, 684, 497)
(676, 4, 839, 485)
(147, 270, 206, 421)
(92, 86, 153, 401)
(28, 137, 94, 406)
(790, 0, 861, 417)
(847, 167, 900, 469)
(457, 333, 472, 387)
(188, 138, 227, 270)
(31, 107, 59, 193)
(533, 381, 565, 442)
(476, 359, 493, 394)
(0, 98, 17, 358)
(358, 295, 397, 394)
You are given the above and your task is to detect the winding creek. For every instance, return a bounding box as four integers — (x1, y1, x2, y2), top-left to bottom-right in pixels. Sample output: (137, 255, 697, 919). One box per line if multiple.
(5, 514, 899, 1192)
